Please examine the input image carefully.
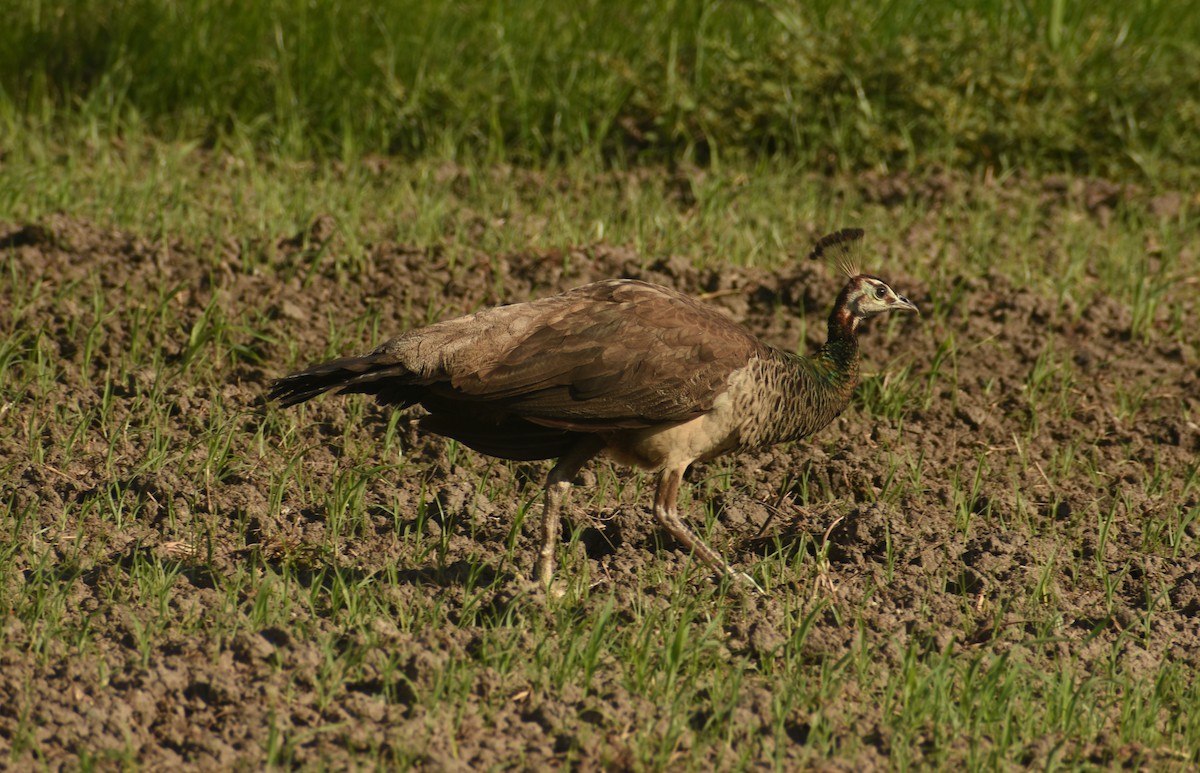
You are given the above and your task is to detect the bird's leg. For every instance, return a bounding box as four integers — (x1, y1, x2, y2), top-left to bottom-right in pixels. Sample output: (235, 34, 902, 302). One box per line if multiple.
(653, 467, 763, 593)
(536, 437, 605, 586)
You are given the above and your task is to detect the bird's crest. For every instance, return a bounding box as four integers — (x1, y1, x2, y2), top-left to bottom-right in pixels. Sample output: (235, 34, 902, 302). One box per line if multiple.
(809, 228, 865, 278)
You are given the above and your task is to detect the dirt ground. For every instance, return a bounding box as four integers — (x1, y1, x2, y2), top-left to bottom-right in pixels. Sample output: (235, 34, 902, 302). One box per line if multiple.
(1, 177, 1198, 769)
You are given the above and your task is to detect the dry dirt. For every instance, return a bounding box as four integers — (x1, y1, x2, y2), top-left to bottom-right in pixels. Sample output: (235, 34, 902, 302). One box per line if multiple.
(1, 185, 1198, 770)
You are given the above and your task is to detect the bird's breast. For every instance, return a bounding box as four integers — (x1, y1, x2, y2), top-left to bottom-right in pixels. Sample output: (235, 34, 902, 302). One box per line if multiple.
(600, 365, 756, 472)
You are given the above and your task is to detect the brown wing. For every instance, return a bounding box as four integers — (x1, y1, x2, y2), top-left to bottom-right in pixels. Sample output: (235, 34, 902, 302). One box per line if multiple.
(270, 279, 768, 433)
(434, 279, 768, 429)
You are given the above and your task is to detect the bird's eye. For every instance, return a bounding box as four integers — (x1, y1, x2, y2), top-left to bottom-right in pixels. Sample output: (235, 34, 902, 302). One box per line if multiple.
(874, 286, 887, 300)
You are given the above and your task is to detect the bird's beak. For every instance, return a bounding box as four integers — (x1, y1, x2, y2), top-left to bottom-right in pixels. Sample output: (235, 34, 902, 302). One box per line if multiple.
(894, 295, 920, 315)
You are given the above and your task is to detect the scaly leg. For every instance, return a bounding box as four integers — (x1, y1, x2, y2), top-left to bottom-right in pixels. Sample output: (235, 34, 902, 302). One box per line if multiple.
(536, 437, 605, 585)
(652, 466, 763, 593)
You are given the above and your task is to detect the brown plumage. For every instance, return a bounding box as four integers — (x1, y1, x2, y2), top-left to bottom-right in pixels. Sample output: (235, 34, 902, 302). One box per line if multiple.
(269, 229, 918, 591)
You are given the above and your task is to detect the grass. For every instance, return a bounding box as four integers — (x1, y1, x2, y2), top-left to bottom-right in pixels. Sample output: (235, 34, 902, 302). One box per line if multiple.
(4, 148, 1196, 767)
(2, 0, 1200, 768)
(2, 0, 1200, 183)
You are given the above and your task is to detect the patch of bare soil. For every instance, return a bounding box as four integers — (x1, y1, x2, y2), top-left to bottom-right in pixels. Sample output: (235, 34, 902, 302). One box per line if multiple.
(0, 191, 1197, 770)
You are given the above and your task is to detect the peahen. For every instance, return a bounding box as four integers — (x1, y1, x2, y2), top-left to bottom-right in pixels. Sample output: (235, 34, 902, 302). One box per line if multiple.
(269, 229, 919, 591)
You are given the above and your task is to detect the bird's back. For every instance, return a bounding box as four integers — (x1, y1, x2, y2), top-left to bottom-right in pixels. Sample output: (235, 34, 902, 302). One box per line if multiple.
(271, 279, 770, 460)
(377, 278, 769, 429)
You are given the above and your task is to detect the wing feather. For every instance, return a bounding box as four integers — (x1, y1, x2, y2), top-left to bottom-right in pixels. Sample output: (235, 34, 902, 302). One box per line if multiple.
(437, 280, 767, 426)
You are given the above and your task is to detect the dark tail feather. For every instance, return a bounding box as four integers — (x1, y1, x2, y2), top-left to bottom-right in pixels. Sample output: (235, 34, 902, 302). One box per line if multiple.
(268, 354, 419, 408)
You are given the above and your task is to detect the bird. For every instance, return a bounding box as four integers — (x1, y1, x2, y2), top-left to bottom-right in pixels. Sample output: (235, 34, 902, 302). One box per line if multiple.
(268, 229, 918, 591)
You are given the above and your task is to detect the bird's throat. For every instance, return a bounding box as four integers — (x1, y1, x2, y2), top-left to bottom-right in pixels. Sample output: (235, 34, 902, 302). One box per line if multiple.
(818, 308, 861, 388)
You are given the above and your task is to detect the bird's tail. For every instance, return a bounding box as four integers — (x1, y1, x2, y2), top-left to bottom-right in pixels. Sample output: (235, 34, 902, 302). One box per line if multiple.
(267, 353, 420, 408)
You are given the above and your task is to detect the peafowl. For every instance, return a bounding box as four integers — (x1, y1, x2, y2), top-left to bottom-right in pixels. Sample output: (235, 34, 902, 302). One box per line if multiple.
(269, 229, 918, 591)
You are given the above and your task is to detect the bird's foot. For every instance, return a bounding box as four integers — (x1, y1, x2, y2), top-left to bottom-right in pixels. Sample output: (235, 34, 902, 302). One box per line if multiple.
(542, 577, 569, 599)
(729, 569, 765, 595)
(527, 565, 569, 600)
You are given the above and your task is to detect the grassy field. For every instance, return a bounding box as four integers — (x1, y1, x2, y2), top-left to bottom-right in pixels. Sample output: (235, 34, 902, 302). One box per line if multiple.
(1, 1, 1199, 770)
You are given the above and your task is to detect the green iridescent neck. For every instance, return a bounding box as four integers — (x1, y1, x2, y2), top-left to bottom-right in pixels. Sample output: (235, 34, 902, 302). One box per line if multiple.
(815, 302, 860, 385)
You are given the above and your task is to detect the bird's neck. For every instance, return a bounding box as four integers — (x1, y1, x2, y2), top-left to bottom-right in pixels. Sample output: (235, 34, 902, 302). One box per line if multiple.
(815, 302, 860, 389)
(738, 305, 861, 450)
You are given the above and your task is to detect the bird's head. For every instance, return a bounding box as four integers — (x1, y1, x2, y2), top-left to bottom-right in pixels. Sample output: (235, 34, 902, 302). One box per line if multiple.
(809, 228, 920, 334)
(842, 274, 920, 319)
